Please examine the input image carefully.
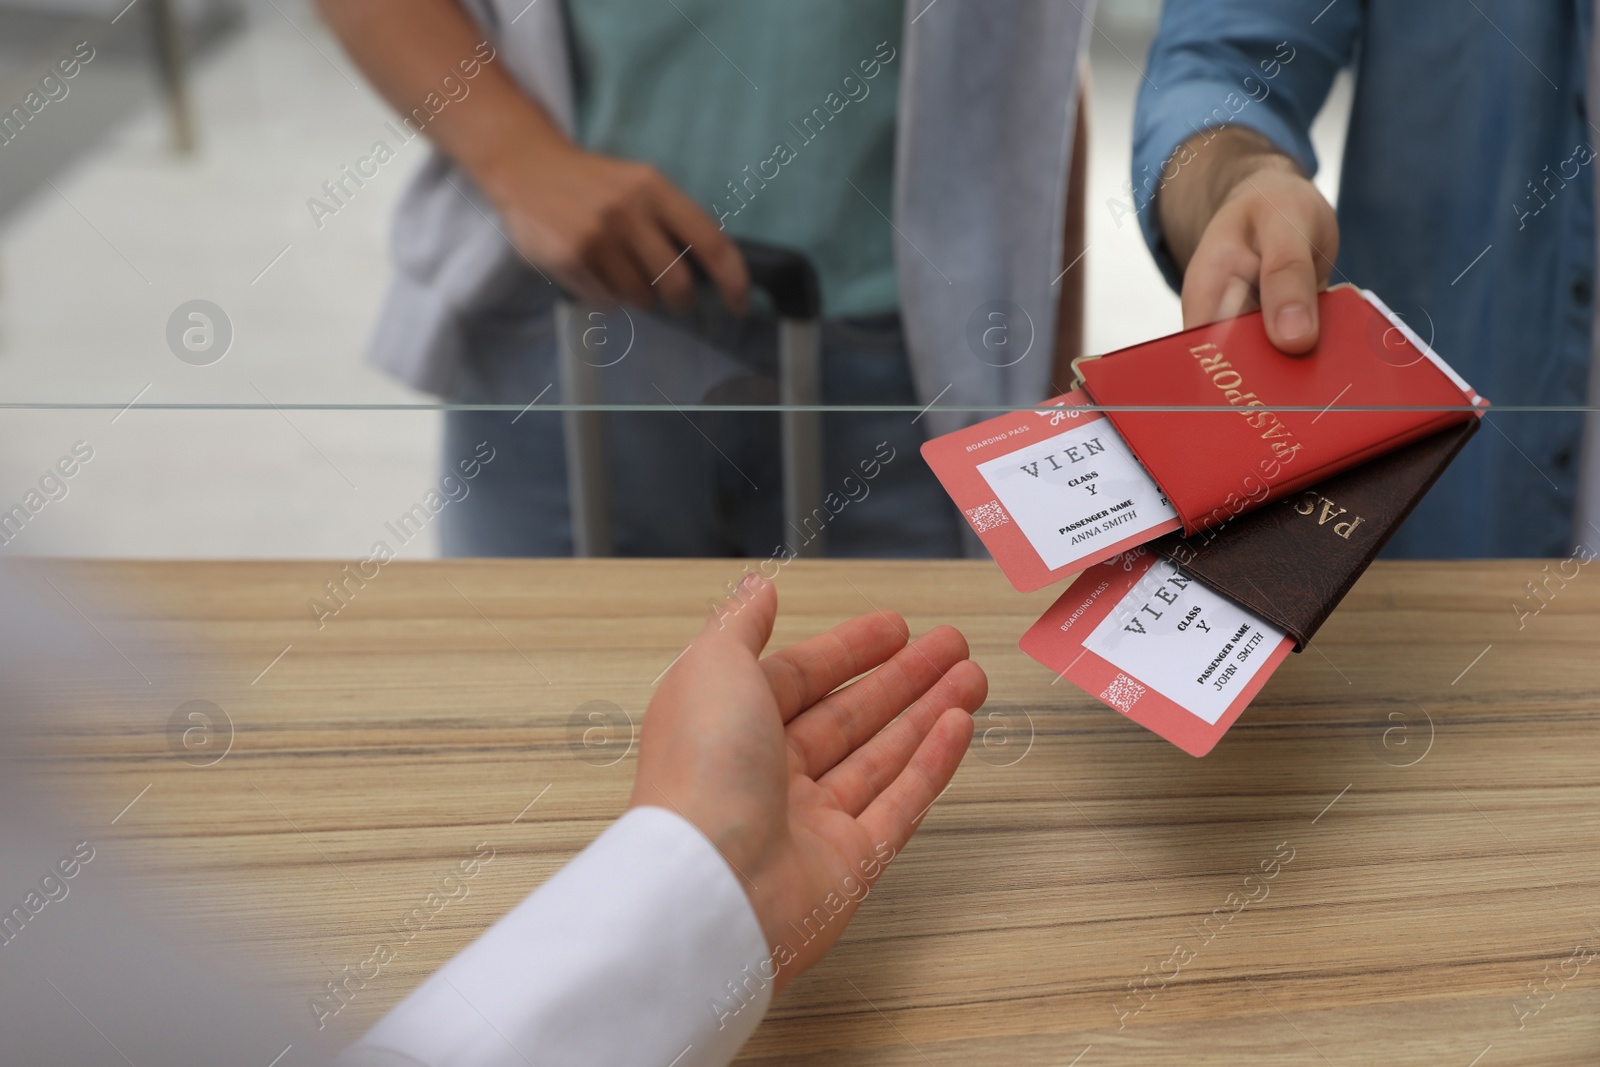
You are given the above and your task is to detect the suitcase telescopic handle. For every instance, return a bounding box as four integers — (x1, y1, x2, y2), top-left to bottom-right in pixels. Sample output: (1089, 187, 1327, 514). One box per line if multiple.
(712, 240, 826, 558)
(560, 240, 826, 558)
(723, 238, 823, 320)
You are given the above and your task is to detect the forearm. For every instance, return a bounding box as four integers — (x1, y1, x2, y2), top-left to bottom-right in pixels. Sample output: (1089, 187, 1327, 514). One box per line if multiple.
(1155, 125, 1302, 273)
(339, 809, 769, 1067)
(314, 0, 569, 205)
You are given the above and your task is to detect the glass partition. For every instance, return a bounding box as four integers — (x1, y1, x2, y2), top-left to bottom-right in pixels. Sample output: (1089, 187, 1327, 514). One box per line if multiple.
(0, 0, 1398, 561)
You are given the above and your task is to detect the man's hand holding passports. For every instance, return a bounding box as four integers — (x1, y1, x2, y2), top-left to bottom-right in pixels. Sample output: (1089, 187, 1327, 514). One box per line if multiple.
(922, 288, 1486, 756)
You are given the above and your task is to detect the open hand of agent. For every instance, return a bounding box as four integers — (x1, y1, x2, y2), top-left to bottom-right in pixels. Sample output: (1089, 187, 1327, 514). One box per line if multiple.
(631, 574, 987, 994)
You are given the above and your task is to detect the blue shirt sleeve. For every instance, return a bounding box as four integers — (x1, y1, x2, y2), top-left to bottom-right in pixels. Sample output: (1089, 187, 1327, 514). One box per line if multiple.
(1131, 0, 1364, 290)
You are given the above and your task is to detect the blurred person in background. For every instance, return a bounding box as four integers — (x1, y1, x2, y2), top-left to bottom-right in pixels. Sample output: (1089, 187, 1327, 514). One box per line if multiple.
(316, 0, 1091, 559)
(1134, 1, 1596, 558)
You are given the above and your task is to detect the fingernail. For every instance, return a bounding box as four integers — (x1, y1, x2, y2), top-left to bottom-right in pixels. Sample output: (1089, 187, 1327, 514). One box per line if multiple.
(740, 572, 763, 592)
(1276, 304, 1311, 342)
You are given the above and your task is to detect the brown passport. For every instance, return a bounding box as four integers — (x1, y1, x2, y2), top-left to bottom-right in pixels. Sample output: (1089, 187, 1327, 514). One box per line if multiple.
(1150, 419, 1480, 651)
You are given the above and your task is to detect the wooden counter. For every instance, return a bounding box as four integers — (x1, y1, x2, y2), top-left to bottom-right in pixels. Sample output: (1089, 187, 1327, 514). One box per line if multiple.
(29, 559, 1600, 1064)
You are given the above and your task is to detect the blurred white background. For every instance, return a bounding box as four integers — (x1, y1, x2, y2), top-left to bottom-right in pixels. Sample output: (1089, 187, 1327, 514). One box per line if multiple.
(0, 0, 1351, 557)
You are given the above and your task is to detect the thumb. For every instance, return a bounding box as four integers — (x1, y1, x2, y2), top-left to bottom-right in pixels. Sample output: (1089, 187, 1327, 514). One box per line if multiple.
(1255, 208, 1322, 355)
(704, 572, 777, 656)
(1245, 174, 1337, 356)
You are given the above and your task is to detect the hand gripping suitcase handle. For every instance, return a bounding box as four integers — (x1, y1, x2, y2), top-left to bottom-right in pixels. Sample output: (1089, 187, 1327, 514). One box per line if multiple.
(722, 238, 823, 320)
(561, 240, 825, 557)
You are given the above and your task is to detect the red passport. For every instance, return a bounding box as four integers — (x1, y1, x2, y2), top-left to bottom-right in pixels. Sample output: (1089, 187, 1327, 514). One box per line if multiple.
(1075, 286, 1486, 535)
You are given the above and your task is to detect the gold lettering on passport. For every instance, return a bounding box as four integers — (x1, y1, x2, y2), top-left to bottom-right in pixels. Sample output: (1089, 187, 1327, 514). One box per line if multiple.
(1189, 343, 1305, 465)
(1291, 491, 1364, 539)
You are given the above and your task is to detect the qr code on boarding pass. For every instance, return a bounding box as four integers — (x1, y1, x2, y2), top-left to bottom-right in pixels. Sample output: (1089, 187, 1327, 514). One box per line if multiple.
(965, 500, 1010, 533)
(1100, 673, 1146, 714)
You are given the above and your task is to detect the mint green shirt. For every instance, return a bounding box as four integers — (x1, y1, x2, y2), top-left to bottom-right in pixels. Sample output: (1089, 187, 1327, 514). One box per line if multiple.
(564, 1, 904, 318)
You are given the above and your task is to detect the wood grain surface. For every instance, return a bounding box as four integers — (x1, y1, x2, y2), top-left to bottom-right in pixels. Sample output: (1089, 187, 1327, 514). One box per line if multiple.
(26, 558, 1600, 1065)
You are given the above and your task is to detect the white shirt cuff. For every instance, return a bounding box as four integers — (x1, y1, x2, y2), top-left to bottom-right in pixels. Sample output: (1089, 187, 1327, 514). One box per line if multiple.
(340, 806, 772, 1067)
